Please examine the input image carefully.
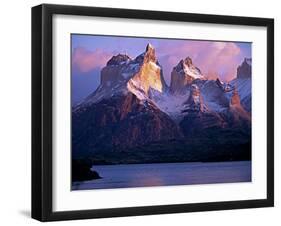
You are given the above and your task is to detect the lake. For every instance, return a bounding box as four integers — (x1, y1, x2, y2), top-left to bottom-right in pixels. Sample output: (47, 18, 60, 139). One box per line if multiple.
(72, 161, 251, 190)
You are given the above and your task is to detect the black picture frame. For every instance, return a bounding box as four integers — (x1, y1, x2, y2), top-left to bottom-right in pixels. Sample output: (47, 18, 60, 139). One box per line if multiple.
(32, 3, 274, 222)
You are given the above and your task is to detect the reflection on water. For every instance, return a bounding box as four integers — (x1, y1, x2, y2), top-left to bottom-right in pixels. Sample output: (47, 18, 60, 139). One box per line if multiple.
(72, 161, 251, 190)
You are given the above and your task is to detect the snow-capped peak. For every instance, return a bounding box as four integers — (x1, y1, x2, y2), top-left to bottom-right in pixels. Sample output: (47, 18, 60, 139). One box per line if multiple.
(174, 57, 204, 79)
(106, 54, 131, 66)
(128, 43, 164, 95)
(170, 57, 205, 94)
(146, 43, 154, 51)
(74, 43, 167, 109)
(143, 43, 157, 63)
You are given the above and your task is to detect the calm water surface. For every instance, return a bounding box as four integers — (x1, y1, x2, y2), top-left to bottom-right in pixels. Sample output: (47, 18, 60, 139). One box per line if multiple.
(72, 161, 251, 190)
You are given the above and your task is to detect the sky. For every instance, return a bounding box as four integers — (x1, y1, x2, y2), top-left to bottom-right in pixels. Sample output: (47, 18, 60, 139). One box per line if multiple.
(72, 34, 251, 104)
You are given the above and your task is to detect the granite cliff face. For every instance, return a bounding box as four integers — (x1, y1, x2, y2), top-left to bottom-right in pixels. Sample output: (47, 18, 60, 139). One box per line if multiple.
(225, 88, 251, 129)
(72, 93, 182, 157)
(131, 45, 166, 93)
(230, 58, 252, 111)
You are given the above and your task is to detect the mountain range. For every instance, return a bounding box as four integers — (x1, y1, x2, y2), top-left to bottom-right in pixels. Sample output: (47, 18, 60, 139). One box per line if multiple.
(72, 43, 251, 164)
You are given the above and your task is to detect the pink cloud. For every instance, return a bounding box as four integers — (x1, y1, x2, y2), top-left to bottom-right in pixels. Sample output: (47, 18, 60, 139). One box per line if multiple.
(157, 41, 243, 84)
(72, 47, 112, 73)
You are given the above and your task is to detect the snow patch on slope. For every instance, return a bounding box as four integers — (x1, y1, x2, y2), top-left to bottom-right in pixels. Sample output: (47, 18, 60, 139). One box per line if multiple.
(153, 92, 189, 121)
(127, 78, 148, 101)
(183, 63, 204, 79)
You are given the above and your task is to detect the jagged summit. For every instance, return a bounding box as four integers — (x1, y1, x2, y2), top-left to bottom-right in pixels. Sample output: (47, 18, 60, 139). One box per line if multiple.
(143, 43, 157, 63)
(176, 57, 203, 78)
(245, 58, 252, 66)
(106, 54, 131, 66)
(183, 57, 193, 67)
(75, 44, 167, 108)
(146, 43, 154, 51)
(134, 43, 157, 64)
(170, 56, 204, 94)
(127, 43, 166, 97)
(237, 57, 252, 78)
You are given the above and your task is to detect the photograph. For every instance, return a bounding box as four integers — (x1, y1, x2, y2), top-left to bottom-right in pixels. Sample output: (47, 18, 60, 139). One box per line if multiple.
(30, 3, 274, 221)
(71, 35, 252, 190)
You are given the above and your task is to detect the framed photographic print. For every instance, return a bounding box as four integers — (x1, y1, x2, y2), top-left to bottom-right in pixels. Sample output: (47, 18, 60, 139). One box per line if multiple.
(32, 4, 274, 221)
